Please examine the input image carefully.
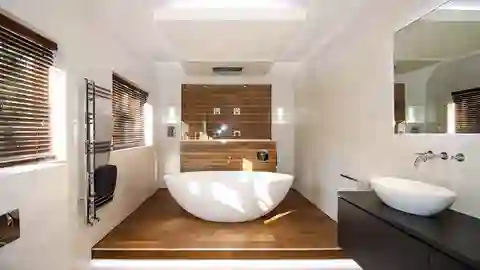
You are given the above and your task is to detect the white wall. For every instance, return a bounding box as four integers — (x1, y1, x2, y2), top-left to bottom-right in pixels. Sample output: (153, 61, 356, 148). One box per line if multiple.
(396, 65, 436, 113)
(295, 0, 480, 220)
(153, 62, 184, 181)
(0, 1, 158, 270)
(154, 62, 298, 185)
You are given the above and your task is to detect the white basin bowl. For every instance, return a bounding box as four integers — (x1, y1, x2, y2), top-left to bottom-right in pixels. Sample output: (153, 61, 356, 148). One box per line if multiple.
(370, 177, 456, 216)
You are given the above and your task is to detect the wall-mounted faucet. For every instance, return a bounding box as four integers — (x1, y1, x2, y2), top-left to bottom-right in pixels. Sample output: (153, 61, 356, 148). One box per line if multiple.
(414, 150, 449, 168)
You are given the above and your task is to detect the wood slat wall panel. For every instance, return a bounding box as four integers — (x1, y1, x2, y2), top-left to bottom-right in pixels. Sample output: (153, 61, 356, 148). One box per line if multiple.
(181, 141, 277, 172)
(182, 84, 271, 139)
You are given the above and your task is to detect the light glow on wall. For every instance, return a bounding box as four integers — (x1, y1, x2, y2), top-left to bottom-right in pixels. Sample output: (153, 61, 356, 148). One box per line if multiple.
(49, 67, 67, 160)
(164, 106, 178, 124)
(274, 107, 287, 124)
(447, 102, 456, 134)
(144, 103, 153, 146)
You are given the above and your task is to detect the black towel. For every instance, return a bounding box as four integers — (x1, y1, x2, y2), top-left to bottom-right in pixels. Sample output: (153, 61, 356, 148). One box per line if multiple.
(94, 165, 118, 208)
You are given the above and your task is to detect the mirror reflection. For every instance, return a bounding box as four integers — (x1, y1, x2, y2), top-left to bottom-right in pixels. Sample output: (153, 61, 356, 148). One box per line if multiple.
(394, 0, 480, 134)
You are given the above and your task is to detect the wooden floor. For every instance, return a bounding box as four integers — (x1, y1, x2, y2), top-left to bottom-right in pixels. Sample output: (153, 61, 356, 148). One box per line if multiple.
(92, 189, 345, 260)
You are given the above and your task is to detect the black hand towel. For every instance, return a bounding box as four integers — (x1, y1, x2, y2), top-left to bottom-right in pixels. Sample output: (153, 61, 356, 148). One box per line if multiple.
(94, 164, 118, 208)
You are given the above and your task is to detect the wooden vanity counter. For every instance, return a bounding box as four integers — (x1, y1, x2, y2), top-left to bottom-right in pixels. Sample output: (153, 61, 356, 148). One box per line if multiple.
(180, 140, 277, 172)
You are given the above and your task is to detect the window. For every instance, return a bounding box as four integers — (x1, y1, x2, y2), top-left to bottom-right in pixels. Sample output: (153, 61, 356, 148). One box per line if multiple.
(452, 88, 480, 133)
(0, 14, 57, 167)
(112, 73, 149, 150)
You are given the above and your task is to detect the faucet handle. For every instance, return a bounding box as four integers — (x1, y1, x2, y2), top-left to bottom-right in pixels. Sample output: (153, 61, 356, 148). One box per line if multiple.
(439, 152, 449, 160)
(451, 153, 466, 162)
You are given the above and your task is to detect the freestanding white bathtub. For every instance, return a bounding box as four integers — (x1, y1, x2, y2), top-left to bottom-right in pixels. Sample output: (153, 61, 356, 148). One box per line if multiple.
(164, 171, 294, 222)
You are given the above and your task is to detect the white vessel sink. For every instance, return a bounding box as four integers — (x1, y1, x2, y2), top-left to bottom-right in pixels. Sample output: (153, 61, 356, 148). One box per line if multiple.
(370, 177, 456, 217)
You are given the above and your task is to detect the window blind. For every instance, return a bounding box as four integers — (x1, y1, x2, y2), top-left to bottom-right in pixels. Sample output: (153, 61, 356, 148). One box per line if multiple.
(112, 73, 148, 150)
(0, 15, 56, 167)
(452, 88, 480, 133)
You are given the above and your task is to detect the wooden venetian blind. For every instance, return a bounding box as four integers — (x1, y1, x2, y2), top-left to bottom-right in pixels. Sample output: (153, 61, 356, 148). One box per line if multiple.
(452, 88, 480, 133)
(112, 73, 148, 150)
(0, 14, 57, 167)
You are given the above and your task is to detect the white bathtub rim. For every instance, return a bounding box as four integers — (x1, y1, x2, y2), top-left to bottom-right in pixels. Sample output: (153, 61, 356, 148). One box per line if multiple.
(164, 171, 295, 181)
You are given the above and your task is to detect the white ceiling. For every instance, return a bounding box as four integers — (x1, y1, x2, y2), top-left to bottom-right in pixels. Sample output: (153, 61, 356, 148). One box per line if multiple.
(92, 0, 370, 71)
(159, 21, 302, 61)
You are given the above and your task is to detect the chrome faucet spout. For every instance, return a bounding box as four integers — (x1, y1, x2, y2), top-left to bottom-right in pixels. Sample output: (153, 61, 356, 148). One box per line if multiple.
(414, 154, 427, 168)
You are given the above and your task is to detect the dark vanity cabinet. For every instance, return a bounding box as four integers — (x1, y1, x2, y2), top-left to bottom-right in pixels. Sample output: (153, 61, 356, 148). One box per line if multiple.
(338, 192, 479, 270)
(339, 199, 430, 270)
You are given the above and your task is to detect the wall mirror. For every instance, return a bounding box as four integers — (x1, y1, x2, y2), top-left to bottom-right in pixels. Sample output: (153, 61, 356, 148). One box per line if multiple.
(394, 0, 480, 134)
(181, 84, 272, 140)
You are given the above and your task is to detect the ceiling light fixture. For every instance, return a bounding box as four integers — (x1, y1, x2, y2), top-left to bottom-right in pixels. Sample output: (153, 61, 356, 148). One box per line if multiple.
(155, 0, 307, 21)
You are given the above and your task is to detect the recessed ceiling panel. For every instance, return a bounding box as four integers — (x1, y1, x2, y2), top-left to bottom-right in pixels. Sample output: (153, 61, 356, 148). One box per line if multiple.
(159, 21, 302, 61)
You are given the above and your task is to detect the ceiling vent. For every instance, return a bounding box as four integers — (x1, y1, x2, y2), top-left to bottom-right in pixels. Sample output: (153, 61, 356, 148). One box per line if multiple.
(212, 67, 243, 75)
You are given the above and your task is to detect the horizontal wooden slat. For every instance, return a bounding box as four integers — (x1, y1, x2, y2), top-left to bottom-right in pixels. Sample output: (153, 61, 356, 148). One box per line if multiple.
(0, 47, 52, 70)
(0, 61, 49, 82)
(0, 43, 53, 68)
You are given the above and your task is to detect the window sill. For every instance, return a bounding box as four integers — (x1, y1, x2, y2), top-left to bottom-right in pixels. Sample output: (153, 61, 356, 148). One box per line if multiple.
(112, 145, 153, 153)
(0, 160, 67, 179)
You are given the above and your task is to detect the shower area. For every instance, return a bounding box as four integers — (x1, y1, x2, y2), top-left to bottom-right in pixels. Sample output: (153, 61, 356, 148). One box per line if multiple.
(90, 83, 344, 261)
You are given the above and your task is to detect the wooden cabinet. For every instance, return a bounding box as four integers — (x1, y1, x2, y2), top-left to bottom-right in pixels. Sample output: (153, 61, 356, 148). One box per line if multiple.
(339, 198, 474, 270)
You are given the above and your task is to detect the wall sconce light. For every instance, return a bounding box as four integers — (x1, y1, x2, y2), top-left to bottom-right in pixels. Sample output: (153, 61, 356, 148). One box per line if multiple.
(165, 106, 178, 124)
(233, 130, 241, 137)
(233, 108, 241, 115)
(275, 107, 286, 124)
(213, 107, 221, 115)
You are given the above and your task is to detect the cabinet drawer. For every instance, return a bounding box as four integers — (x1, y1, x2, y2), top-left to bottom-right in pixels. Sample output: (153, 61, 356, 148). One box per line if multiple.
(339, 199, 430, 270)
